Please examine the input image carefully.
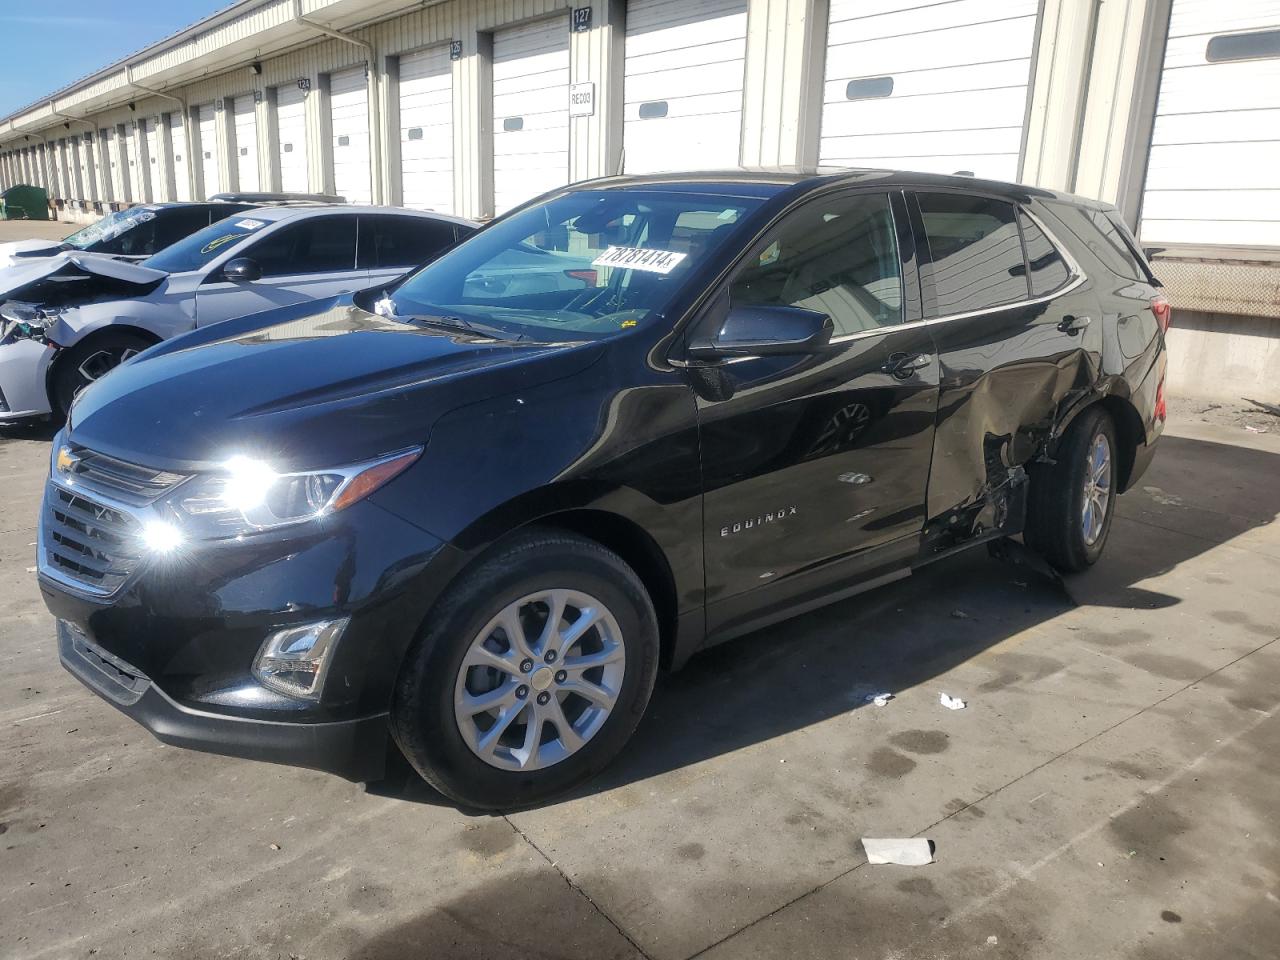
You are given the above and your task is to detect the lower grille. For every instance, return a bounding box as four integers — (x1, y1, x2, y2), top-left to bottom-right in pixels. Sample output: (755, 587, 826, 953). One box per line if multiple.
(42, 483, 142, 596)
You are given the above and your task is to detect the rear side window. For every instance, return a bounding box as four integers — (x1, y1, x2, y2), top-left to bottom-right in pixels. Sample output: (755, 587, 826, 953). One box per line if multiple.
(359, 215, 457, 269)
(1047, 202, 1145, 281)
(916, 193, 1026, 315)
(1017, 211, 1071, 296)
(247, 216, 357, 276)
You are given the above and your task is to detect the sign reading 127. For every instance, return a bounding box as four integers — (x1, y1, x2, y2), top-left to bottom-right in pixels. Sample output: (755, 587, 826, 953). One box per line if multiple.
(572, 7, 592, 32)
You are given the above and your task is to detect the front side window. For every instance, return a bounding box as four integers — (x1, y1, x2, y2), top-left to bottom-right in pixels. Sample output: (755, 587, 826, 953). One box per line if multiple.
(388, 190, 762, 342)
(153, 207, 220, 251)
(729, 192, 902, 335)
(917, 193, 1026, 315)
(142, 215, 273, 274)
(245, 216, 358, 276)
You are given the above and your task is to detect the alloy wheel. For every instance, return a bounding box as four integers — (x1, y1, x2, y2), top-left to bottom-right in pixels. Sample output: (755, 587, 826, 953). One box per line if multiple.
(453, 589, 626, 771)
(1081, 431, 1112, 546)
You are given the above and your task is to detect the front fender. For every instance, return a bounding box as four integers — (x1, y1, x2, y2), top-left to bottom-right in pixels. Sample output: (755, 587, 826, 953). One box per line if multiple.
(49, 298, 196, 348)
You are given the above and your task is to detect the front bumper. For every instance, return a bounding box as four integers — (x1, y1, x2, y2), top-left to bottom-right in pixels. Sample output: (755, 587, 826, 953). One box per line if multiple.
(0, 337, 55, 420)
(58, 620, 389, 781)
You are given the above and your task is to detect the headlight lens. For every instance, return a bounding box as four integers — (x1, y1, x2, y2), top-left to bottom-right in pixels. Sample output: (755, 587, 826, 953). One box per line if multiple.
(1, 302, 53, 342)
(165, 447, 421, 539)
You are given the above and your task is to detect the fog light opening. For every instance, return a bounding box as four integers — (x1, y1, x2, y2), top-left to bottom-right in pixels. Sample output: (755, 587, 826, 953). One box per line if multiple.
(252, 618, 349, 701)
(140, 520, 184, 554)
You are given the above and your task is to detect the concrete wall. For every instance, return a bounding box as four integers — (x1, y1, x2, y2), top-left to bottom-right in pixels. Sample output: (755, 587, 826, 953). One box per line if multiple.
(1167, 311, 1280, 403)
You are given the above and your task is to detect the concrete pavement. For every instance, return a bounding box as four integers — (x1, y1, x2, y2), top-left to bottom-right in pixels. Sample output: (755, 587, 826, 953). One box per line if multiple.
(0, 412, 1277, 960)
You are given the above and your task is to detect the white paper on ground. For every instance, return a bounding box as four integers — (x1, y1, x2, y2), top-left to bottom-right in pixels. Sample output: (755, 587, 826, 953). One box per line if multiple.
(940, 692, 967, 710)
(865, 692, 894, 706)
(861, 837, 934, 866)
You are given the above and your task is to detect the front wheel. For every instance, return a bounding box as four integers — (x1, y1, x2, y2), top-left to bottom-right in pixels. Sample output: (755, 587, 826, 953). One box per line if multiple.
(391, 530, 659, 809)
(1025, 407, 1118, 572)
(51, 332, 155, 416)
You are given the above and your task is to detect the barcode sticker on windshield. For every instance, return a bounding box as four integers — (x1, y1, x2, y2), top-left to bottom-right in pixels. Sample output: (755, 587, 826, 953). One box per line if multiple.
(592, 246, 687, 274)
(235, 219, 266, 230)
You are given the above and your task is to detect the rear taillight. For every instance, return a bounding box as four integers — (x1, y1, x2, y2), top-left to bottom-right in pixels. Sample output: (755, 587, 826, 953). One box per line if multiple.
(565, 269, 597, 287)
(1151, 294, 1171, 333)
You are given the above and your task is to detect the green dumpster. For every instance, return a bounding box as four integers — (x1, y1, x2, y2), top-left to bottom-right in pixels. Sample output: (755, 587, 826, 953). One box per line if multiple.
(0, 184, 51, 220)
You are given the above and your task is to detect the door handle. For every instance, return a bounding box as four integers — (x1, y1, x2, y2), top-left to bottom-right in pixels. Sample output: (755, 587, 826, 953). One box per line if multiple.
(1058, 315, 1092, 334)
(882, 352, 933, 378)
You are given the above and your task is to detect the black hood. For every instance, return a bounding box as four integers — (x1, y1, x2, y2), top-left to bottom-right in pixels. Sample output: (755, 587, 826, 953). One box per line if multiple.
(68, 302, 601, 471)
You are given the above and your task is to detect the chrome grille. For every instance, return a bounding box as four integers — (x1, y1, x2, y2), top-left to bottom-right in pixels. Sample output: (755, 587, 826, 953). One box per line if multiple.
(42, 484, 142, 596)
(60, 444, 188, 505)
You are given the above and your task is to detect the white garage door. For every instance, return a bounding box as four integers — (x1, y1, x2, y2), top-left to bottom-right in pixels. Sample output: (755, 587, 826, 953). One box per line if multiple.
(198, 104, 221, 198)
(103, 128, 126, 203)
(623, 0, 748, 173)
(819, 0, 1039, 182)
(77, 135, 98, 201)
(169, 113, 191, 201)
(127, 122, 149, 202)
(492, 17, 570, 215)
(234, 96, 260, 193)
(144, 118, 165, 201)
(399, 46, 454, 212)
(331, 66, 372, 204)
(1140, 1, 1280, 246)
(277, 83, 309, 194)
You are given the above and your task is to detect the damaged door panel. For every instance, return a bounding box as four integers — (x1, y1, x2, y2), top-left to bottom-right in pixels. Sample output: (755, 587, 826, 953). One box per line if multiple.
(907, 190, 1104, 560)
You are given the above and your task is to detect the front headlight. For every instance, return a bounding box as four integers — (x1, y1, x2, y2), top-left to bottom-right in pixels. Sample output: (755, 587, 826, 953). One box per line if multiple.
(1, 302, 54, 342)
(162, 447, 422, 539)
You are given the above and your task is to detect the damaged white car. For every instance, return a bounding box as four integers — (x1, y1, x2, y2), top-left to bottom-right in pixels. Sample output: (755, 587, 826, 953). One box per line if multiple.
(0, 205, 475, 420)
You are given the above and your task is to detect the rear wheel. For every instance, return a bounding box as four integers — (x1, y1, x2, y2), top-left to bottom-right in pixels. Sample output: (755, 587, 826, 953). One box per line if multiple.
(1025, 407, 1118, 572)
(391, 530, 659, 809)
(52, 332, 155, 416)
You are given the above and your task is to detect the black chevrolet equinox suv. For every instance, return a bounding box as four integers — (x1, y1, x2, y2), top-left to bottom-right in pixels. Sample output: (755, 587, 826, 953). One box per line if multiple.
(40, 169, 1168, 808)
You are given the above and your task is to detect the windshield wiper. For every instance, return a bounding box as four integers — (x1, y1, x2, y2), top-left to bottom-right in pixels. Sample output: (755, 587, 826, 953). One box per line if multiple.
(402, 312, 524, 341)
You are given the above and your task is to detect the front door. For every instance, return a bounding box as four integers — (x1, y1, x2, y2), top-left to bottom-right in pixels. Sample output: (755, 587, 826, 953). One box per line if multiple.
(195, 215, 366, 326)
(691, 189, 940, 637)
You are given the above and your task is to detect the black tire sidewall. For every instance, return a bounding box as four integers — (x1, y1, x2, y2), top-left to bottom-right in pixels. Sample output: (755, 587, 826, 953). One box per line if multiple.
(392, 534, 658, 809)
(52, 333, 154, 416)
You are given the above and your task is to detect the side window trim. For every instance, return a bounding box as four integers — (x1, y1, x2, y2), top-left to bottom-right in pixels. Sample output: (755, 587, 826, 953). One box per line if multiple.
(906, 190, 1086, 324)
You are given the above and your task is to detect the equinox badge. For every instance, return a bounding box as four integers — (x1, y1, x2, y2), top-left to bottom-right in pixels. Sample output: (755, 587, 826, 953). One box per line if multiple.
(721, 506, 798, 537)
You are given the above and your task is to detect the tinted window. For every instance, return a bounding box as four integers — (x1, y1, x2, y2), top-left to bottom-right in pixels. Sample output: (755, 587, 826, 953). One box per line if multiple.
(1206, 29, 1280, 63)
(245, 216, 357, 276)
(1048, 202, 1145, 281)
(143, 216, 272, 273)
(153, 207, 217, 250)
(359, 215, 457, 269)
(917, 193, 1026, 314)
(1018, 211, 1071, 296)
(730, 192, 902, 335)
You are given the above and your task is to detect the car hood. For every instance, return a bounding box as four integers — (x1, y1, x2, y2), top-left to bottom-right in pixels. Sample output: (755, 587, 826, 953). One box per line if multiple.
(0, 251, 167, 302)
(67, 301, 602, 471)
(0, 238, 66, 267)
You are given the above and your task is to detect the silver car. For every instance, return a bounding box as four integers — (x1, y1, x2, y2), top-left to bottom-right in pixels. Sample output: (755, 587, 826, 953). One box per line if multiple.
(0, 205, 476, 420)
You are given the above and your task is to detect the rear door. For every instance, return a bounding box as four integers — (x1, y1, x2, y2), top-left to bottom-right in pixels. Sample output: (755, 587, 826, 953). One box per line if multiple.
(693, 189, 939, 637)
(194, 215, 364, 325)
(359, 214, 460, 289)
(908, 189, 1100, 524)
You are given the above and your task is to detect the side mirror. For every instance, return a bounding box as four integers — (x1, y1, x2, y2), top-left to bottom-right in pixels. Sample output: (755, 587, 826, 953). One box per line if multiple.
(687, 305, 834, 361)
(222, 257, 262, 282)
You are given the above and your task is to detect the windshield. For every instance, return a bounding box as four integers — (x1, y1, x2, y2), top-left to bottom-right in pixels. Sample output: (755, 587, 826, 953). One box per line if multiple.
(388, 190, 762, 342)
(63, 207, 160, 252)
(142, 214, 272, 274)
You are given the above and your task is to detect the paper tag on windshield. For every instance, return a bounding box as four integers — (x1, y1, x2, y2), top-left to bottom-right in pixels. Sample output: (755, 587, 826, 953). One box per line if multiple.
(592, 246, 687, 274)
(235, 219, 266, 230)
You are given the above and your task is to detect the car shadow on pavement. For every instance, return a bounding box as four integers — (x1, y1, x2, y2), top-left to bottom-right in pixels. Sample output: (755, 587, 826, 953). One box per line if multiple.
(0, 420, 60, 444)
(370, 434, 1280, 812)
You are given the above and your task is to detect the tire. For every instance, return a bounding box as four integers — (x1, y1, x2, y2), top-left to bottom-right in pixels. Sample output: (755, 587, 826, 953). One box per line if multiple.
(1025, 406, 1118, 573)
(391, 529, 659, 809)
(51, 332, 156, 417)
